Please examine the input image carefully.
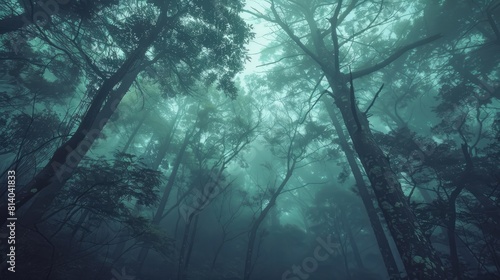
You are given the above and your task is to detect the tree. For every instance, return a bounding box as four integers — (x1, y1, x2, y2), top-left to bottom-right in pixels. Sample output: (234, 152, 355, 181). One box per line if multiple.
(249, 0, 446, 278)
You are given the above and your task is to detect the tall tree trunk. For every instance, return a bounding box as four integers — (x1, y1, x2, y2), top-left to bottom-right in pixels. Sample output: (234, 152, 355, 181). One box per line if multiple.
(447, 143, 474, 280)
(69, 209, 89, 242)
(323, 97, 400, 278)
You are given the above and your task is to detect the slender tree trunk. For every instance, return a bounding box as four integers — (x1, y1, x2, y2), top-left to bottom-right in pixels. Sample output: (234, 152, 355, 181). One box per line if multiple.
(113, 111, 180, 260)
(153, 128, 195, 224)
(121, 110, 149, 153)
(243, 162, 295, 280)
(136, 128, 195, 270)
(151, 107, 184, 170)
(447, 143, 474, 280)
(19, 68, 143, 227)
(323, 97, 400, 278)
(178, 215, 199, 280)
(176, 219, 191, 280)
(210, 233, 227, 271)
(20, 68, 142, 228)
(340, 210, 364, 269)
(447, 187, 463, 280)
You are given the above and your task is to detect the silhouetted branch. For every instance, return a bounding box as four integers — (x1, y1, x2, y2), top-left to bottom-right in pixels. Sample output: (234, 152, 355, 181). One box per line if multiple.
(270, 0, 327, 70)
(351, 34, 442, 79)
(364, 83, 384, 115)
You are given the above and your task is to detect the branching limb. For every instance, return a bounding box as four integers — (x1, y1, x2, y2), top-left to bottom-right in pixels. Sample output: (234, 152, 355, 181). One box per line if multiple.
(351, 34, 442, 79)
(364, 83, 384, 115)
(320, 0, 359, 39)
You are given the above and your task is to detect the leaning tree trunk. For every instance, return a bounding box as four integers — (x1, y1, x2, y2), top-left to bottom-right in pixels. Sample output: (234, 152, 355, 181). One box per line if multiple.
(328, 75, 446, 279)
